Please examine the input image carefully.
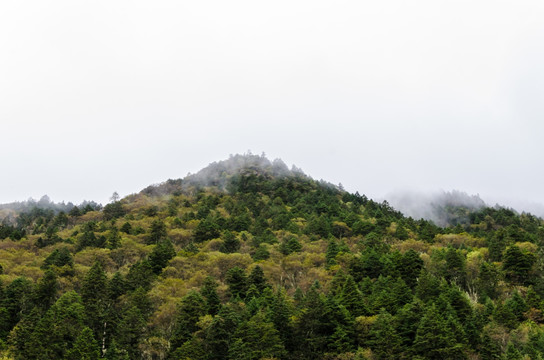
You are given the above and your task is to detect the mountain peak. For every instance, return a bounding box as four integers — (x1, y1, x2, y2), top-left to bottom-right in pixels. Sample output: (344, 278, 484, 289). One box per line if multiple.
(183, 153, 306, 189)
(140, 153, 307, 197)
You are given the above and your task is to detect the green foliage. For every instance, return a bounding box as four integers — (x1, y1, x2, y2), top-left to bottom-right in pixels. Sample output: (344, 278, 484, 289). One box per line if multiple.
(503, 245, 536, 285)
(81, 261, 109, 341)
(3, 155, 544, 360)
(103, 201, 126, 221)
(228, 312, 286, 360)
(226, 267, 248, 300)
(148, 238, 176, 274)
(194, 215, 221, 242)
(279, 236, 302, 255)
(148, 219, 167, 244)
(170, 291, 206, 351)
(220, 231, 240, 254)
(413, 303, 466, 359)
(42, 247, 73, 269)
(65, 327, 100, 360)
(200, 276, 221, 315)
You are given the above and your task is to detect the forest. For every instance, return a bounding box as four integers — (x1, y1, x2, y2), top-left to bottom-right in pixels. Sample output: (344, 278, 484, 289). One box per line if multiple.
(0, 154, 543, 359)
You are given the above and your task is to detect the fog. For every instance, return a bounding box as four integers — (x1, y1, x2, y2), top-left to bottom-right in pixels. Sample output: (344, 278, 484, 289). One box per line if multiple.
(1, 1, 543, 213)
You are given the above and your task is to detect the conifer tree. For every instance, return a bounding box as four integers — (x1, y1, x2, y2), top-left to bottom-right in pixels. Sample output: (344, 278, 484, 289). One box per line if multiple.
(65, 327, 101, 360)
(170, 291, 207, 351)
(248, 265, 268, 292)
(399, 249, 423, 289)
(148, 218, 167, 244)
(204, 306, 240, 360)
(339, 275, 367, 317)
(148, 237, 176, 274)
(226, 267, 248, 300)
(413, 303, 466, 360)
(117, 306, 146, 359)
(81, 261, 109, 345)
(228, 311, 286, 360)
(369, 309, 402, 359)
(106, 226, 121, 249)
(201, 276, 221, 315)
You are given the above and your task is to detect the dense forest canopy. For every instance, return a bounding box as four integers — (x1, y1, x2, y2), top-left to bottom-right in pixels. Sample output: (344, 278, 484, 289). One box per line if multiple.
(1, 154, 544, 359)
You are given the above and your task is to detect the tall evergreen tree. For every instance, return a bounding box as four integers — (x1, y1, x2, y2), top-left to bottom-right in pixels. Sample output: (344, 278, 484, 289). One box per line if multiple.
(413, 303, 466, 360)
(65, 327, 101, 360)
(81, 261, 109, 346)
(170, 291, 207, 351)
(200, 276, 221, 315)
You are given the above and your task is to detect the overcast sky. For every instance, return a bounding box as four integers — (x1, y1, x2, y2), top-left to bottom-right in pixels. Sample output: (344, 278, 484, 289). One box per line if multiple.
(1, 1, 543, 213)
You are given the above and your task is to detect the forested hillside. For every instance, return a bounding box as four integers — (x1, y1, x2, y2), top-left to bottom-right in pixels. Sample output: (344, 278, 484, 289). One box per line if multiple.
(1, 154, 544, 359)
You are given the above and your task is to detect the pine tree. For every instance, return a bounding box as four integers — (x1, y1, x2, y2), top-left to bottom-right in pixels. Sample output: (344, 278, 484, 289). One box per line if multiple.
(170, 291, 207, 351)
(33, 269, 58, 311)
(325, 239, 339, 267)
(125, 260, 155, 291)
(369, 309, 402, 359)
(339, 275, 367, 317)
(81, 261, 109, 345)
(248, 265, 268, 292)
(106, 226, 121, 249)
(228, 311, 286, 360)
(413, 303, 466, 360)
(109, 272, 126, 300)
(220, 231, 241, 253)
(148, 219, 167, 244)
(201, 276, 221, 315)
(148, 238, 176, 274)
(65, 327, 101, 360)
(204, 306, 240, 360)
(117, 306, 146, 359)
(226, 267, 248, 300)
(399, 249, 423, 289)
(269, 288, 294, 351)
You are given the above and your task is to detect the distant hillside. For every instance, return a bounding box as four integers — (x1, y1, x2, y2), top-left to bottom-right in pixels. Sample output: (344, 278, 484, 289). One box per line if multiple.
(1, 154, 544, 360)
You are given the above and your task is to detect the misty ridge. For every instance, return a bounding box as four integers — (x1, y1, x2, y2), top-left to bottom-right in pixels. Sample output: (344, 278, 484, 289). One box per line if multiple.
(0, 195, 101, 222)
(141, 152, 337, 197)
(386, 189, 544, 227)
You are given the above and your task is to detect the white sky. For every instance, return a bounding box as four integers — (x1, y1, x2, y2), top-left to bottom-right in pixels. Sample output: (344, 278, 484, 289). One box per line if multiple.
(1, 1, 544, 211)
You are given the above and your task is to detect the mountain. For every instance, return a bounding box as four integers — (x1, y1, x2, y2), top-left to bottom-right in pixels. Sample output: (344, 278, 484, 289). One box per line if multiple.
(0, 154, 543, 359)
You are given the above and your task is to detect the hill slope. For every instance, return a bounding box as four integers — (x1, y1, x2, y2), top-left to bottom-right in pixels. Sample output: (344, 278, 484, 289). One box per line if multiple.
(0, 154, 543, 359)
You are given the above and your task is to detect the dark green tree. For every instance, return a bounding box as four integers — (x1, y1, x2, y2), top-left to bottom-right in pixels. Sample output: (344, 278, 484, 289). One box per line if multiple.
(226, 267, 248, 300)
(148, 219, 167, 244)
(117, 306, 146, 359)
(148, 238, 176, 274)
(220, 231, 241, 253)
(194, 215, 221, 242)
(170, 291, 207, 351)
(228, 311, 286, 360)
(339, 275, 367, 317)
(81, 261, 109, 343)
(398, 249, 424, 289)
(248, 265, 268, 293)
(200, 276, 221, 315)
(413, 303, 466, 360)
(65, 327, 101, 360)
(125, 260, 155, 291)
(369, 309, 402, 359)
(106, 226, 121, 249)
(33, 269, 58, 311)
(503, 245, 536, 285)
